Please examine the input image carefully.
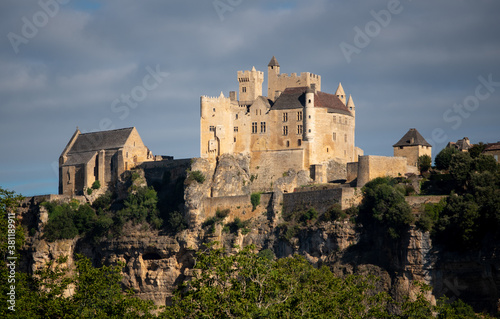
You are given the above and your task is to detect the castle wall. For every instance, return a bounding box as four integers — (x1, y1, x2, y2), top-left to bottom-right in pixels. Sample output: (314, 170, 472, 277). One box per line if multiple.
(201, 193, 273, 222)
(139, 158, 191, 186)
(346, 162, 358, 183)
(122, 128, 151, 171)
(394, 145, 432, 167)
(249, 149, 305, 191)
(357, 155, 408, 187)
(282, 187, 360, 214)
(268, 71, 321, 100)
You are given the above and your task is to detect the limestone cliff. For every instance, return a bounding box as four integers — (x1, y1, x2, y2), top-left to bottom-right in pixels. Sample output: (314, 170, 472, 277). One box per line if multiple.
(17, 155, 500, 313)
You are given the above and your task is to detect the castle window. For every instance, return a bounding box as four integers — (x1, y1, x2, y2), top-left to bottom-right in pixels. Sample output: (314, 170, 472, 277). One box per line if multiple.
(309, 115, 311, 119)
(234, 137, 236, 143)
(252, 122, 258, 134)
(283, 112, 288, 122)
(327, 148, 329, 152)
(209, 126, 215, 132)
(126, 152, 128, 158)
(235, 114, 238, 120)
(297, 125, 303, 135)
(286, 141, 290, 147)
(242, 87, 247, 93)
(213, 108, 215, 112)
(308, 99, 311, 104)
(399, 146, 403, 149)
(333, 132, 336, 141)
(283, 126, 288, 136)
(298, 139, 302, 146)
(344, 134, 347, 143)
(297, 111, 303, 121)
(260, 122, 266, 133)
(234, 126, 238, 132)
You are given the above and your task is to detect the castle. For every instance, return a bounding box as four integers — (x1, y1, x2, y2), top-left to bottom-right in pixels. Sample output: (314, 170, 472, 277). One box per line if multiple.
(200, 56, 363, 184)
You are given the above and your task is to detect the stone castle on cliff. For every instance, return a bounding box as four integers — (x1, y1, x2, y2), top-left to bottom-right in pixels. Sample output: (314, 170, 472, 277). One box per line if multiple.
(59, 57, 434, 196)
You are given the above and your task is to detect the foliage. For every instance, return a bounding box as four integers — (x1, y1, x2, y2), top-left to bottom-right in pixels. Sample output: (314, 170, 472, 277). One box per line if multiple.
(187, 170, 205, 184)
(86, 188, 93, 195)
(43, 201, 96, 242)
(435, 147, 459, 170)
(358, 177, 414, 239)
(299, 207, 318, 223)
(226, 217, 250, 234)
(468, 142, 486, 158)
(119, 186, 162, 229)
(257, 248, 275, 261)
(321, 204, 346, 222)
(162, 243, 392, 318)
(91, 180, 101, 190)
(250, 192, 261, 211)
(418, 154, 432, 174)
(416, 199, 446, 232)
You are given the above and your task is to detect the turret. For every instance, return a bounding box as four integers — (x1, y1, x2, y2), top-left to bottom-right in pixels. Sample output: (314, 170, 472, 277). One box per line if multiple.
(335, 83, 346, 105)
(346, 94, 355, 117)
(267, 56, 280, 99)
(304, 86, 315, 141)
(238, 66, 264, 104)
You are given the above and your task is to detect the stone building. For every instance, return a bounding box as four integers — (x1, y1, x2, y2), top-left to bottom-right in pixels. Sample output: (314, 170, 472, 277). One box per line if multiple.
(393, 128, 432, 167)
(446, 137, 473, 152)
(200, 56, 363, 183)
(59, 127, 153, 195)
(483, 142, 500, 162)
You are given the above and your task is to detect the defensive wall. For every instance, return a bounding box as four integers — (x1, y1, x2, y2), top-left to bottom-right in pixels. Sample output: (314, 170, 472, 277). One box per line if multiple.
(356, 155, 408, 187)
(139, 158, 192, 186)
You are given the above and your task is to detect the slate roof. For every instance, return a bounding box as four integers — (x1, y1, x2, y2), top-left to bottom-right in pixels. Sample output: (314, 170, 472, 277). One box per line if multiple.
(484, 142, 500, 151)
(268, 56, 280, 67)
(393, 128, 432, 148)
(69, 127, 134, 154)
(271, 87, 352, 116)
(63, 151, 97, 166)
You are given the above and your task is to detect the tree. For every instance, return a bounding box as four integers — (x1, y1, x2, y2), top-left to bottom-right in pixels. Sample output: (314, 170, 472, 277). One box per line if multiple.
(468, 142, 486, 158)
(358, 177, 414, 239)
(418, 155, 432, 174)
(435, 147, 459, 171)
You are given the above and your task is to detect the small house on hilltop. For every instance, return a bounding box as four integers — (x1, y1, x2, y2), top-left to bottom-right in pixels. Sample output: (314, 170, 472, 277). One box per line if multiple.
(59, 127, 153, 195)
(393, 128, 432, 167)
(483, 142, 500, 162)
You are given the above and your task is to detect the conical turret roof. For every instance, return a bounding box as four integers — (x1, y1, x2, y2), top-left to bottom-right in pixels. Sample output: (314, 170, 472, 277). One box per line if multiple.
(268, 56, 280, 67)
(335, 83, 345, 96)
(346, 95, 355, 108)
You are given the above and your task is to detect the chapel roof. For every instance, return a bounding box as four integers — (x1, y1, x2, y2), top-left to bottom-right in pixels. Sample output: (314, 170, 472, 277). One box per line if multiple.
(393, 128, 432, 148)
(68, 127, 135, 154)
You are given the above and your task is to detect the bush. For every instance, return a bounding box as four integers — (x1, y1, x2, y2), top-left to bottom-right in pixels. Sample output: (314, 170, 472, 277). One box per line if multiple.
(250, 192, 261, 211)
(257, 248, 275, 261)
(120, 186, 162, 229)
(87, 188, 93, 195)
(92, 180, 101, 190)
(299, 208, 318, 223)
(418, 155, 432, 174)
(187, 170, 205, 184)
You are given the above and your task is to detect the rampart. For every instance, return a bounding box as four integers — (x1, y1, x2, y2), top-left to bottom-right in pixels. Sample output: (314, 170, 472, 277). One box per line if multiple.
(202, 193, 273, 222)
(139, 158, 192, 186)
(357, 155, 408, 187)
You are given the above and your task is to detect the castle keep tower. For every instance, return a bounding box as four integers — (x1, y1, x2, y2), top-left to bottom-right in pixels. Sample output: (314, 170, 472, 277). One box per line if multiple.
(200, 57, 362, 184)
(393, 128, 432, 167)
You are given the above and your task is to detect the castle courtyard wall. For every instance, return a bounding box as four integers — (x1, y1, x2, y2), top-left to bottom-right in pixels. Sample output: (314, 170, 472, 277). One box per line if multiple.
(357, 155, 408, 187)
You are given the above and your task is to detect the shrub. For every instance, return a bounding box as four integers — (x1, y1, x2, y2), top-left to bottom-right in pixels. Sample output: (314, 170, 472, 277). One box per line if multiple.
(250, 192, 261, 211)
(92, 180, 101, 190)
(187, 170, 205, 184)
(257, 248, 275, 261)
(321, 204, 347, 222)
(435, 147, 459, 170)
(299, 208, 318, 223)
(87, 188, 93, 195)
(418, 155, 432, 174)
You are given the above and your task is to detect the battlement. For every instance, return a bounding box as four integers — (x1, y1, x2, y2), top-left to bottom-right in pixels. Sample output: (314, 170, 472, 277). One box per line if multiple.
(237, 69, 264, 82)
(201, 92, 230, 101)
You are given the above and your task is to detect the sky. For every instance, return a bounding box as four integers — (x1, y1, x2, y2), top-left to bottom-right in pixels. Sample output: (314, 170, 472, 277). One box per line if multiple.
(1, 0, 499, 196)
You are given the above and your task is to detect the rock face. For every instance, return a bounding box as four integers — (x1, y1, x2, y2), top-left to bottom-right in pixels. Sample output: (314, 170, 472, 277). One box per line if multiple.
(18, 155, 500, 313)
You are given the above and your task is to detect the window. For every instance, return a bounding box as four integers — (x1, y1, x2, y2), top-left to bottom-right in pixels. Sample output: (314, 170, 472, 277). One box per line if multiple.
(286, 141, 290, 147)
(252, 122, 257, 134)
(344, 134, 347, 143)
(235, 114, 238, 120)
(242, 87, 247, 93)
(126, 152, 128, 158)
(283, 112, 288, 122)
(234, 137, 236, 142)
(333, 132, 336, 141)
(234, 126, 238, 132)
(298, 139, 302, 146)
(283, 126, 288, 136)
(209, 126, 215, 132)
(308, 99, 312, 104)
(213, 108, 216, 112)
(297, 111, 303, 121)
(297, 125, 303, 135)
(260, 122, 266, 133)
(327, 148, 329, 153)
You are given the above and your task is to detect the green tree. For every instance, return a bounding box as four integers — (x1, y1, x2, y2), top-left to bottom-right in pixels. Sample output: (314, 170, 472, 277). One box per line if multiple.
(358, 177, 414, 239)
(449, 152, 474, 190)
(418, 154, 432, 174)
(435, 147, 459, 170)
(468, 142, 486, 158)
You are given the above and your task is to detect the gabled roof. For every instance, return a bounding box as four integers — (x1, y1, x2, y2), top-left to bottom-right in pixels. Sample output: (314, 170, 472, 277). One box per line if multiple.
(393, 128, 432, 148)
(62, 151, 97, 166)
(271, 87, 352, 116)
(484, 142, 500, 152)
(68, 127, 135, 154)
(268, 56, 279, 67)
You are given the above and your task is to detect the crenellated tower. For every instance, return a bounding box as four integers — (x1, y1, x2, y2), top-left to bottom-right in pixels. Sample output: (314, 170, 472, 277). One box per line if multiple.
(237, 67, 264, 105)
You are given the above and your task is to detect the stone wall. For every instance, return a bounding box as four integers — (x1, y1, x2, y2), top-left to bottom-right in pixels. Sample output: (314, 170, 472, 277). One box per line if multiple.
(282, 187, 359, 214)
(201, 193, 273, 222)
(394, 145, 432, 167)
(346, 162, 358, 183)
(357, 155, 408, 187)
(139, 158, 191, 186)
